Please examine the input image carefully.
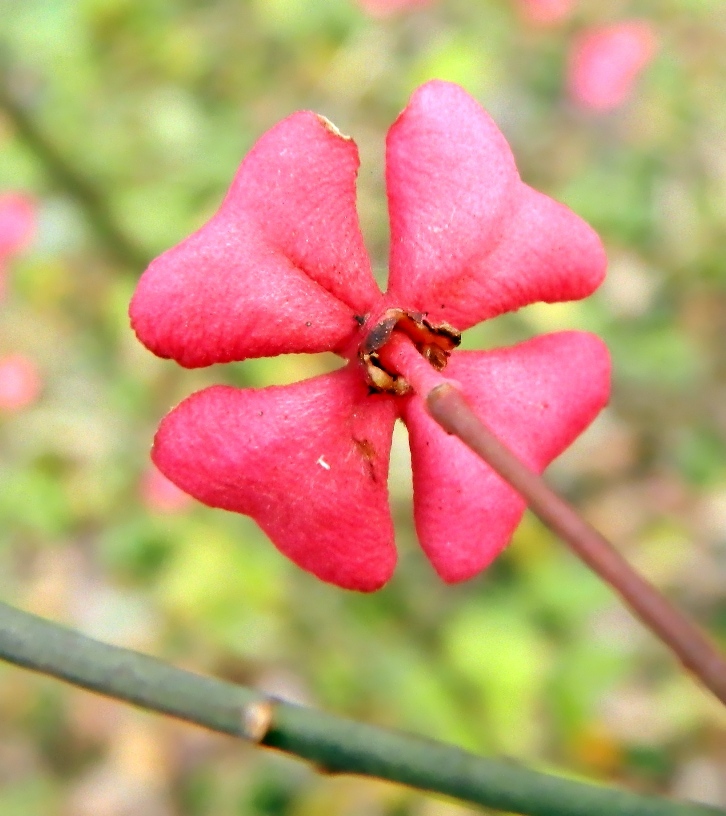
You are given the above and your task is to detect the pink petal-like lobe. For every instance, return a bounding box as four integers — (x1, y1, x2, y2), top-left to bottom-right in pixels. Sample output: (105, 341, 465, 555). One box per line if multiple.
(386, 82, 517, 313)
(385, 81, 605, 330)
(131, 112, 380, 368)
(402, 332, 610, 582)
(153, 366, 398, 590)
(456, 185, 607, 323)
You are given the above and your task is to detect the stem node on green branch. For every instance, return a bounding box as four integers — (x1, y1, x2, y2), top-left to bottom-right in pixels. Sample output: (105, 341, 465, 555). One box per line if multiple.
(241, 697, 276, 742)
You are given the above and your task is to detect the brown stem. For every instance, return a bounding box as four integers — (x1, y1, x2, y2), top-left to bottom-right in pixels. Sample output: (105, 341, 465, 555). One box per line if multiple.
(426, 382, 726, 707)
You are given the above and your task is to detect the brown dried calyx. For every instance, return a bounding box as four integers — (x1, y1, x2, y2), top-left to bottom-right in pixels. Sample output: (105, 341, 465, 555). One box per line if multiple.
(359, 308, 460, 395)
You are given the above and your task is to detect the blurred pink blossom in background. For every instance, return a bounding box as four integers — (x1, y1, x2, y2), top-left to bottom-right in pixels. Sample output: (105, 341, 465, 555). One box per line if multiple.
(0, 193, 35, 300)
(141, 465, 193, 514)
(0, 193, 34, 256)
(356, 0, 432, 17)
(516, 0, 577, 27)
(0, 193, 35, 295)
(568, 21, 658, 112)
(0, 354, 42, 412)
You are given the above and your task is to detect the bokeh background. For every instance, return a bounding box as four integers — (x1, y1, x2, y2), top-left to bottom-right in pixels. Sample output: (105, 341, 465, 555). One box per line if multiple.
(2, 0, 726, 813)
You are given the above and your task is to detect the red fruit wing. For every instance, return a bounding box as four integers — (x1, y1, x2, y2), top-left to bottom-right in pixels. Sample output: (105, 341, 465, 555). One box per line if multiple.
(402, 332, 610, 582)
(449, 185, 607, 326)
(385, 81, 605, 330)
(131, 112, 381, 368)
(152, 366, 398, 591)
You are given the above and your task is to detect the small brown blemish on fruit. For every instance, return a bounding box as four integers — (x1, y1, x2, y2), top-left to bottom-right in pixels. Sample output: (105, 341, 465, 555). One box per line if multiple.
(354, 437, 377, 482)
(355, 437, 375, 461)
(316, 114, 352, 141)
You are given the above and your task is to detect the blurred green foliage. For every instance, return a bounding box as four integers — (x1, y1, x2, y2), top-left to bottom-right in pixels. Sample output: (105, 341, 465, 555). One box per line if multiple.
(1, 0, 726, 813)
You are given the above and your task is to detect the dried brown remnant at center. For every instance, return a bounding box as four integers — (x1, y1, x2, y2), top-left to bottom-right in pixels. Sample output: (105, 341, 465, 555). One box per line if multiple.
(359, 308, 461, 395)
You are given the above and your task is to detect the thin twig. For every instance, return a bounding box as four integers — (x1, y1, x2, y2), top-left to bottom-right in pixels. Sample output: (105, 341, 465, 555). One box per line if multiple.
(426, 383, 726, 707)
(0, 78, 150, 269)
(0, 600, 721, 816)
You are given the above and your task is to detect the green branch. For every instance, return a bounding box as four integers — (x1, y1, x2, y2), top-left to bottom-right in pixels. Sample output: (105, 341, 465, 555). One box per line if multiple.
(0, 600, 721, 816)
(0, 79, 150, 270)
